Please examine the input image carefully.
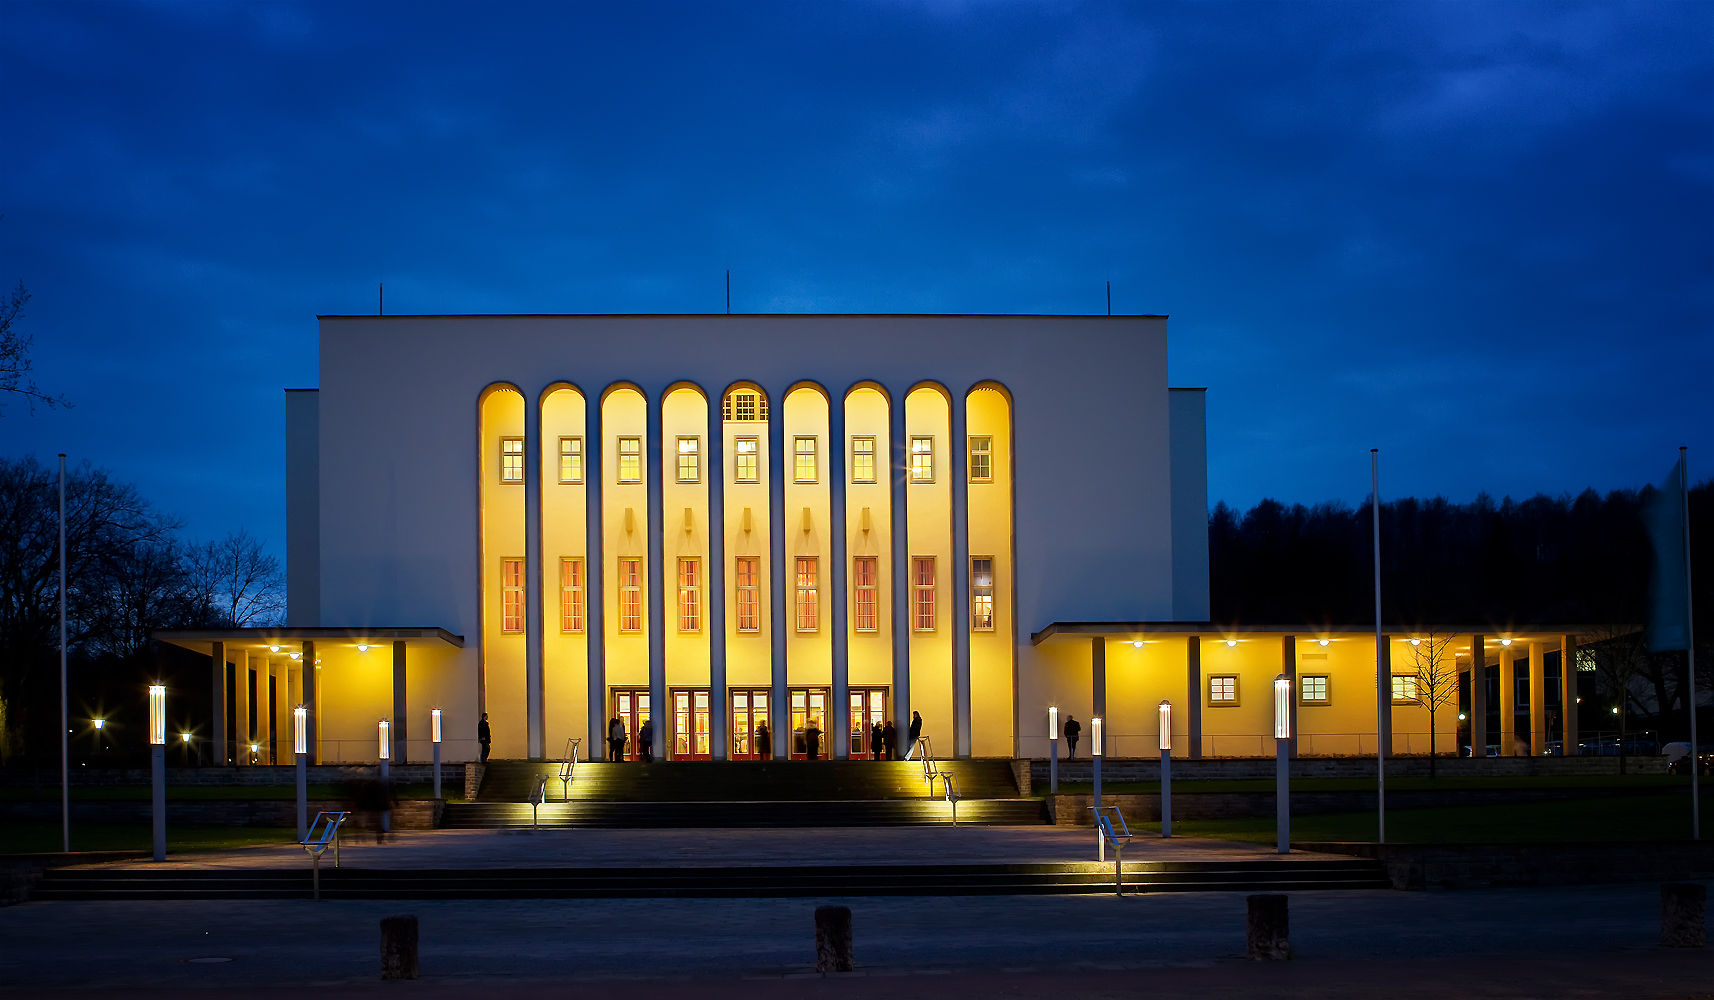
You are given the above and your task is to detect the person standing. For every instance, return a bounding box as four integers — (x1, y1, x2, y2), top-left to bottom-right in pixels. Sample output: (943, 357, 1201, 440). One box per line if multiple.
(755, 720, 772, 760)
(908, 711, 923, 757)
(639, 718, 654, 763)
(477, 713, 492, 763)
(881, 720, 896, 760)
(870, 721, 885, 760)
(608, 716, 626, 761)
(1064, 714, 1081, 759)
(805, 717, 822, 761)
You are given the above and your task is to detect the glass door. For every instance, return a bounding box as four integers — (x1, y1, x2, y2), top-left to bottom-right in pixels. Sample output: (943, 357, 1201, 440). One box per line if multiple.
(730, 689, 771, 759)
(790, 688, 829, 760)
(848, 688, 889, 759)
(612, 689, 651, 761)
(672, 689, 711, 759)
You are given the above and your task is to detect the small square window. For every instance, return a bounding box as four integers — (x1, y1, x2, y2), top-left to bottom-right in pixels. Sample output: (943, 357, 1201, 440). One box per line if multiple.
(1391, 674, 1419, 704)
(499, 437, 524, 484)
(794, 437, 818, 483)
(734, 437, 759, 484)
(851, 436, 876, 484)
(557, 437, 584, 485)
(910, 436, 934, 483)
(1208, 674, 1239, 706)
(676, 437, 700, 483)
(1300, 675, 1329, 704)
(968, 436, 992, 483)
(617, 437, 641, 484)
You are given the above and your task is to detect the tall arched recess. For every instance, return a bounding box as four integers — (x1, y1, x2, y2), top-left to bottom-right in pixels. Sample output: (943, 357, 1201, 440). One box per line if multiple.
(904, 382, 954, 759)
(719, 381, 772, 759)
(843, 382, 893, 756)
(539, 383, 589, 759)
(478, 382, 527, 760)
(966, 381, 1016, 758)
(661, 383, 712, 758)
(782, 383, 832, 759)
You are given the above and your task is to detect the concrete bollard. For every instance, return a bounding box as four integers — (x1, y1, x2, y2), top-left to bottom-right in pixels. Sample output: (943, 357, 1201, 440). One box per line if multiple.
(1246, 893, 1290, 960)
(380, 915, 420, 980)
(1661, 883, 1706, 948)
(814, 905, 854, 973)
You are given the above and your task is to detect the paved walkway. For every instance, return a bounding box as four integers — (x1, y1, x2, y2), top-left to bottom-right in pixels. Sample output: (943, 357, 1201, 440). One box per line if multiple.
(72, 826, 1288, 870)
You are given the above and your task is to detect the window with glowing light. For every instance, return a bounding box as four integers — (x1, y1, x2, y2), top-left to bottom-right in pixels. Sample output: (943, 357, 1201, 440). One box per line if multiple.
(1300, 675, 1329, 704)
(968, 436, 992, 482)
(723, 390, 768, 422)
(796, 557, 819, 632)
(853, 556, 878, 632)
(678, 558, 701, 632)
(734, 437, 759, 483)
(1208, 674, 1239, 706)
(735, 557, 760, 632)
(851, 436, 876, 484)
(560, 557, 584, 632)
(970, 557, 995, 631)
(794, 437, 818, 483)
(912, 557, 936, 631)
(910, 436, 934, 483)
(676, 437, 700, 483)
(617, 437, 642, 484)
(618, 558, 642, 632)
(500, 559, 524, 632)
(1391, 673, 1419, 703)
(500, 437, 525, 483)
(558, 437, 584, 484)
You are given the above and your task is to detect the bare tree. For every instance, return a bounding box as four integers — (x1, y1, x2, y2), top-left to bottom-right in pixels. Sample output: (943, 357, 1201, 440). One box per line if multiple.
(0, 282, 71, 415)
(1583, 625, 1651, 774)
(184, 529, 285, 628)
(1405, 630, 1461, 778)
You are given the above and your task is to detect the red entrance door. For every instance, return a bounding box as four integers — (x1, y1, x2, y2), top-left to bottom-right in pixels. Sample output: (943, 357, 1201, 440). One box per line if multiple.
(672, 689, 711, 759)
(611, 689, 651, 761)
(730, 689, 771, 759)
(848, 688, 889, 759)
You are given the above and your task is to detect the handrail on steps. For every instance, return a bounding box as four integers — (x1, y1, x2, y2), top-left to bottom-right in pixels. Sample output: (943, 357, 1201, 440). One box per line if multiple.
(915, 738, 963, 826)
(300, 810, 348, 901)
(558, 738, 581, 798)
(528, 774, 549, 828)
(1091, 805, 1134, 896)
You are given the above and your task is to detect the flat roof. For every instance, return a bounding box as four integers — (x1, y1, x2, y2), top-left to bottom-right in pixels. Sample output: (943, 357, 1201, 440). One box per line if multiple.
(1030, 622, 1629, 646)
(154, 627, 464, 653)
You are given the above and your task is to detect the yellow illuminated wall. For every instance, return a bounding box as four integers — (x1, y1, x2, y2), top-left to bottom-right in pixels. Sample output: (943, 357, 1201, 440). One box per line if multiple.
(783, 386, 832, 696)
(965, 385, 1014, 757)
(906, 385, 953, 753)
(662, 386, 712, 715)
(478, 385, 527, 759)
(540, 385, 589, 758)
(601, 387, 650, 695)
(844, 386, 892, 688)
(722, 384, 772, 690)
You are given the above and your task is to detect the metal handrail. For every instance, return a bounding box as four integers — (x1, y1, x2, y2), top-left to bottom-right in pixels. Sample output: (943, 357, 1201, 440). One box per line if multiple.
(558, 738, 582, 798)
(528, 774, 549, 828)
(300, 810, 348, 901)
(1091, 805, 1133, 895)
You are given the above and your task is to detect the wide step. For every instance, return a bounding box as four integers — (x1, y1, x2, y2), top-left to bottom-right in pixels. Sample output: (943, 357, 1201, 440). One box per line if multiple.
(442, 798, 1045, 828)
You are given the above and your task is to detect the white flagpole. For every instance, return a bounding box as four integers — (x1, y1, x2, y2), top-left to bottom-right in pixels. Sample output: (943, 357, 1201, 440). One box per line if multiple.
(1373, 449, 1385, 844)
(59, 454, 69, 855)
(1682, 447, 1697, 841)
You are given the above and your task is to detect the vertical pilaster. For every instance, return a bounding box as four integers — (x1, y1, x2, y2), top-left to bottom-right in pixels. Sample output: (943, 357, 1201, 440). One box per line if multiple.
(889, 387, 911, 754)
(1561, 635, 1578, 755)
(950, 395, 970, 758)
(1282, 635, 1297, 758)
(1187, 635, 1202, 759)
(1498, 643, 1516, 755)
(211, 641, 226, 765)
(829, 393, 849, 760)
(1470, 635, 1488, 756)
(1529, 641, 1546, 756)
(1091, 637, 1106, 721)
(393, 641, 408, 764)
(646, 389, 666, 759)
(525, 388, 545, 760)
(1378, 635, 1392, 756)
(707, 392, 728, 760)
(769, 386, 789, 759)
(242, 650, 253, 765)
(586, 400, 606, 758)
(302, 640, 317, 764)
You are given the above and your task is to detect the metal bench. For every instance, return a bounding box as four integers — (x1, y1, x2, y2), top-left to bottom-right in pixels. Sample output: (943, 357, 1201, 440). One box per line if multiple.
(1091, 805, 1133, 896)
(300, 810, 348, 900)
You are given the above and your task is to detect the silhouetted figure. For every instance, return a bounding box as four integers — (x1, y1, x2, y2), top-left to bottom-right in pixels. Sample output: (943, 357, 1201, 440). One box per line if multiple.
(805, 718, 822, 760)
(1064, 715, 1081, 759)
(608, 716, 626, 761)
(908, 711, 923, 757)
(882, 720, 897, 760)
(871, 721, 885, 760)
(756, 721, 771, 760)
(639, 718, 654, 763)
(477, 713, 491, 763)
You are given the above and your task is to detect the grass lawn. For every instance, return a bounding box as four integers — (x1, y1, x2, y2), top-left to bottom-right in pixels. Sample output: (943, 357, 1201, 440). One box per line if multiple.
(1048, 774, 1688, 795)
(0, 823, 297, 855)
(1133, 790, 1711, 844)
(0, 783, 441, 801)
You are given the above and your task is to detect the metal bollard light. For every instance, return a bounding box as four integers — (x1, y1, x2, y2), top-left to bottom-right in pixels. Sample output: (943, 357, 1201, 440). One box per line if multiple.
(814, 905, 854, 973)
(380, 915, 420, 980)
(1661, 883, 1707, 948)
(1246, 893, 1290, 960)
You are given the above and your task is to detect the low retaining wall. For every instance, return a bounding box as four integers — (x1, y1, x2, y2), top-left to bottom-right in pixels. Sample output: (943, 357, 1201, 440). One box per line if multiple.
(0, 764, 446, 787)
(1033, 755, 1667, 784)
(1299, 841, 1714, 889)
(1044, 786, 1666, 825)
(0, 798, 443, 829)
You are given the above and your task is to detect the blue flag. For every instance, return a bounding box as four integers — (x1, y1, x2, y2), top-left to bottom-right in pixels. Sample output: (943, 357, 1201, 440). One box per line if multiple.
(1645, 456, 1690, 653)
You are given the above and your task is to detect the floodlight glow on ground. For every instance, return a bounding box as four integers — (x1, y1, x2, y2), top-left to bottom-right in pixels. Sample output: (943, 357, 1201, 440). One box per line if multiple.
(1274, 674, 1292, 739)
(379, 719, 390, 759)
(1158, 701, 1172, 751)
(148, 685, 166, 745)
(1091, 717, 1103, 756)
(431, 709, 442, 743)
(293, 705, 307, 755)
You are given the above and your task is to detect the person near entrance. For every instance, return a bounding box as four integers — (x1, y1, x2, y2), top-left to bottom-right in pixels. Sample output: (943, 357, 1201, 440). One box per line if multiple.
(907, 711, 923, 757)
(477, 713, 492, 763)
(882, 720, 896, 760)
(607, 716, 626, 761)
(639, 718, 654, 763)
(1064, 714, 1081, 758)
(755, 720, 771, 760)
(805, 717, 822, 760)
(870, 721, 885, 760)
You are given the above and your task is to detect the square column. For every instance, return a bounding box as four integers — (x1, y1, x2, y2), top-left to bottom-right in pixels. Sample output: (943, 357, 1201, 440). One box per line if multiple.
(211, 641, 227, 765)
(1561, 635, 1578, 755)
(1528, 641, 1546, 756)
(393, 641, 408, 764)
(1469, 635, 1488, 756)
(1186, 636, 1202, 759)
(1498, 644, 1516, 755)
(1281, 635, 1297, 758)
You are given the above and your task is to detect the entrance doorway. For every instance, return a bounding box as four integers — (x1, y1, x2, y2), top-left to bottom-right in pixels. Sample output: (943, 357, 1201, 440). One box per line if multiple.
(790, 688, 830, 760)
(611, 689, 652, 761)
(730, 689, 771, 759)
(672, 689, 711, 759)
(848, 688, 889, 759)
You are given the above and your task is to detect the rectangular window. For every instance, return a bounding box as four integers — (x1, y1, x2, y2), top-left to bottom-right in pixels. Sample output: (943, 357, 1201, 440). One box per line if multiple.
(677, 558, 701, 632)
(968, 436, 992, 483)
(795, 557, 819, 631)
(559, 557, 584, 632)
(970, 557, 995, 631)
(851, 436, 876, 484)
(910, 436, 934, 483)
(618, 558, 642, 632)
(734, 437, 759, 484)
(1300, 674, 1329, 704)
(500, 558, 524, 632)
(912, 557, 936, 631)
(1392, 674, 1419, 703)
(794, 436, 818, 483)
(1208, 675, 1239, 706)
(557, 437, 584, 484)
(675, 437, 700, 483)
(500, 437, 525, 484)
(735, 557, 760, 632)
(853, 556, 878, 632)
(617, 437, 642, 484)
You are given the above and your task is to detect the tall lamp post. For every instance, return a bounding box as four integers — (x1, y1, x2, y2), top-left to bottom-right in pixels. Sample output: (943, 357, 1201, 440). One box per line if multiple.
(378, 718, 391, 835)
(149, 684, 166, 862)
(1048, 706, 1059, 794)
(1274, 673, 1292, 854)
(1159, 700, 1173, 838)
(293, 705, 308, 842)
(1091, 716, 1104, 859)
(431, 709, 443, 801)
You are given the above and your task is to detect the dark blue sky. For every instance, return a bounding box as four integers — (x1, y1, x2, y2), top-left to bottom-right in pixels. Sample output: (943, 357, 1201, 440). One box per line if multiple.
(3, 1, 1710, 554)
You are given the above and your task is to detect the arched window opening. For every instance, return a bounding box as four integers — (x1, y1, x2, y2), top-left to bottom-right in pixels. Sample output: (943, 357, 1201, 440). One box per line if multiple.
(722, 388, 769, 422)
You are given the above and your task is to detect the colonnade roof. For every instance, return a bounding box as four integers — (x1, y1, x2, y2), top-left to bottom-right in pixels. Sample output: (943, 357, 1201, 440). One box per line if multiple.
(152, 626, 464, 655)
(1030, 621, 1635, 646)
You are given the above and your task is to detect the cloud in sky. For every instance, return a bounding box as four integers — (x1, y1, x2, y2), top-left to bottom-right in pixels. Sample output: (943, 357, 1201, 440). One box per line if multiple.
(1, 0, 1709, 548)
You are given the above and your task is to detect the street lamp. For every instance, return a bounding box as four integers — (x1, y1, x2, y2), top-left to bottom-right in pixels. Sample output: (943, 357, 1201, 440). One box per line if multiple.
(1158, 700, 1173, 838)
(1091, 716, 1105, 860)
(378, 718, 392, 836)
(293, 705, 308, 841)
(431, 709, 443, 801)
(1274, 673, 1292, 855)
(148, 684, 166, 862)
(1047, 706, 1059, 794)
